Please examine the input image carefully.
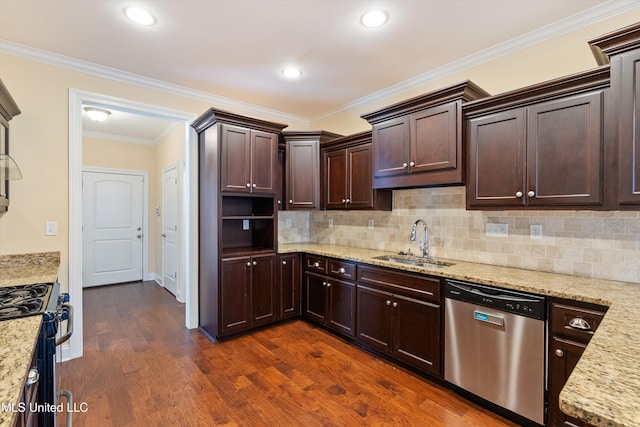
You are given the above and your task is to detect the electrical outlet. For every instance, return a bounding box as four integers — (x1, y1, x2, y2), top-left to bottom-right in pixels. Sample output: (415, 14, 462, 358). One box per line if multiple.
(285, 217, 292, 227)
(530, 224, 543, 240)
(486, 222, 508, 238)
(328, 218, 333, 228)
(242, 219, 249, 230)
(45, 221, 58, 236)
(368, 219, 374, 229)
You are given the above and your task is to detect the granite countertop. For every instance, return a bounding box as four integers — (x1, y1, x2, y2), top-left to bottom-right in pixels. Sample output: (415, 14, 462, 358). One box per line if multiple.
(279, 243, 640, 427)
(0, 251, 60, 427)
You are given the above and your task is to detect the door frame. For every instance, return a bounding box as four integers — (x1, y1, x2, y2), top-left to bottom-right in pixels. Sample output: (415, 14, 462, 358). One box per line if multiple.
(161, 162, 183, 302)
(68, 89, 198, 361)
(82, 167, 150, 284)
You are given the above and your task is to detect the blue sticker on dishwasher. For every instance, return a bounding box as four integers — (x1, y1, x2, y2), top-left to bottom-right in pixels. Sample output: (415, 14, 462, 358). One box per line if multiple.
(474, 312, 489, 322)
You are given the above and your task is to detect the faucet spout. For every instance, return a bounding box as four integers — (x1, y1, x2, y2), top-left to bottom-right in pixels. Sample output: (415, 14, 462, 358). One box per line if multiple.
(410, 219, 429, 257)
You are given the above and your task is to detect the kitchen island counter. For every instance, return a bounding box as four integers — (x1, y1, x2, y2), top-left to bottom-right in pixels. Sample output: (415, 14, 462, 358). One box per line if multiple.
(279, 243, 640, 427)
(0, 251, 60, 427)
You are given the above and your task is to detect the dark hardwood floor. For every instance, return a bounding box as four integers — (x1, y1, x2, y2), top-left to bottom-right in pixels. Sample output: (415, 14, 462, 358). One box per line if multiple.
(58, 281, 518, 426)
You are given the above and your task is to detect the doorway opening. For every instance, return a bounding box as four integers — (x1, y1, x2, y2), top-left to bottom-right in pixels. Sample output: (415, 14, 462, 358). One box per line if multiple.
(67, 89, 198, 361)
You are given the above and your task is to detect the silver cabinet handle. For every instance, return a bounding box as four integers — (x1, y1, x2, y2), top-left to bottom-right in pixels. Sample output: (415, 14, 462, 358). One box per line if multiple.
(386, 300, 391, 306)
(322, 281, 327, 287)
(246, 183, 251, 188)
(277, 200, 281, 205)
(58, 389, 73, 427)
(289, 199, 293, 203)
(246, 262, 252, 267)
(326, 282, 331, 287)
(345, 199, 350, 204)
(392, 302, 398, 308)
(342, 199, 346, 203)
(402, 162, 408, 168)
(252, 261, 257, 266)
(338, 267, 345, 274)
(282, 260, 287, 265)
(313, 262, 320, 268)
(409, 161, 415, 167)
(56, 303, 73, 346)
(252, 183, 257, 188)
(26, 368, 39, 387)
(555, 349, 564, 357)
(527, 190, 536, 197)
(569, 317, 592, 331)
(515, 191, 523, 198)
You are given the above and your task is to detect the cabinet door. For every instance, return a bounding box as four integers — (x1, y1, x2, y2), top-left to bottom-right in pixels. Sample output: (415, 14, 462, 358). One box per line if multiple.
(251, 254, 276, 327)
(220, 124, 251, 193)
(276, 146, 285, 209)
(548, 337, 589, 427)
(327, 278, 356, 337)
(527, 91, 603, 207)
(286, 140, 320, 209)
(304, 272, 327, 324)
(356, 285, 392, 354)
(347, 144, 375, 209)
(279, 254, 301, 319)
(392, 294, 441, 376)
(467, 109, 527, 208)
(220, 257, 250, 335)
(618, 50, 640, 205)
(410, 102, 457, 174)
(251, 130, 277, 194)
(373, 116, 410, 178)
(324, 149, 347, 209)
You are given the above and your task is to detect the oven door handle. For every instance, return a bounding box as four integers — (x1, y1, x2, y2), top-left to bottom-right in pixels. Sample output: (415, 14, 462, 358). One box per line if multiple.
(56, 303, 73, 346)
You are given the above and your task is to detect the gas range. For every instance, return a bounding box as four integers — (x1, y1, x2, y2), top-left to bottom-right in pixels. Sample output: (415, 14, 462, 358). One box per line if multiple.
(0, 283, 55, 320)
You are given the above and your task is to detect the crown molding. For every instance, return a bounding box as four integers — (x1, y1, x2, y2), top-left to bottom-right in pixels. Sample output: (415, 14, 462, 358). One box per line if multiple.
(0, 40, 309, 127)
(311, 0, 640, 123)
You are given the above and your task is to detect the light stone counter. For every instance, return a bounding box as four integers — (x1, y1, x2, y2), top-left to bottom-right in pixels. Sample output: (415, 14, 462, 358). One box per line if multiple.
(0, 252, 60, 427)
(279, 243, 640, 427)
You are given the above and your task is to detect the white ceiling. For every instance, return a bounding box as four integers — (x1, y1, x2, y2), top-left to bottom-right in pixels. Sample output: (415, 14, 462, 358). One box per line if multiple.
(1, 0, 638, 139)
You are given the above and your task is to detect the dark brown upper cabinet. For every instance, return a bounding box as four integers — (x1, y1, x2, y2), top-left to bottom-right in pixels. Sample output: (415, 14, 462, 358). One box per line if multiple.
(590, 22, 640, 208)
(464, 67, 610, 210)
(283, 130, 342, 210)
(321, 131, 392, 211)
(361, 81, 489, 189)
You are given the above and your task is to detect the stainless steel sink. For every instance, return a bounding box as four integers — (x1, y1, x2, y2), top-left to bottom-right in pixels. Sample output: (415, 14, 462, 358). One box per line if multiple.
(372, 255, 454, 268)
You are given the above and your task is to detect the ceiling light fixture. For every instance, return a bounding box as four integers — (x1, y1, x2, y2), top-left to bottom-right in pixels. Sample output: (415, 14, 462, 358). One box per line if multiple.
(282, 67, 303, 79)
(84, 107, 112, 122)
(124, 6, 156, 26)
(360, 9, 389, 28)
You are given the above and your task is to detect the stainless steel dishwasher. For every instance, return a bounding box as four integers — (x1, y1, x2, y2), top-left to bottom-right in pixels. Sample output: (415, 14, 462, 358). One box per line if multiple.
(444, 279, 546, 425)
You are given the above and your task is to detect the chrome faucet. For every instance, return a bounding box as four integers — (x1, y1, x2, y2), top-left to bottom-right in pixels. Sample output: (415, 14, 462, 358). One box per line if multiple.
(410, 219, 429, 257)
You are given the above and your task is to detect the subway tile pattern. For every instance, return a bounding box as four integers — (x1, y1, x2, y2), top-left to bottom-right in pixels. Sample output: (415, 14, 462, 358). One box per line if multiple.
(278, 187, 640, 284)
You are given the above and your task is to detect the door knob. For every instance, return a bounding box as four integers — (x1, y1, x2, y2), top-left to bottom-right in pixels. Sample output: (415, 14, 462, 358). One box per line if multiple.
(161, 233, 166, 238)
(137, 234, 142, 239)
(137, 227, 142, 231)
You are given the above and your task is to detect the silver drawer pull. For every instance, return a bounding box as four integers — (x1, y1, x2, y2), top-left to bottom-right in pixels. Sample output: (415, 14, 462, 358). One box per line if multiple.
(26, 368, 39, 387)
(569, 317, 591, 331)
(338, 267, 346, 274)
(313, 261, 320, 268)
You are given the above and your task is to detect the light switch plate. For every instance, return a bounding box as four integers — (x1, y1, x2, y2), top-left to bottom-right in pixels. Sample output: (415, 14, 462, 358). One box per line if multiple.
(242, 219, 249, 230)
(328, 218, 333, 228)
(368, 219, 374, 229)
(530, 224, 543, 239)
(486, 222, 508, 238)
(45, 221, 58, 236)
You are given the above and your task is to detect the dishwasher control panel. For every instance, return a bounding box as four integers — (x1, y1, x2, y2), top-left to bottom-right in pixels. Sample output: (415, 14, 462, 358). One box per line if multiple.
(445, 279, 546, 320)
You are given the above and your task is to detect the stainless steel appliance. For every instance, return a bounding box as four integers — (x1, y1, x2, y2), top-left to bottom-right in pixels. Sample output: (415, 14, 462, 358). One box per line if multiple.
(0, 282, 73, 427)
(444, 279, 546, 426)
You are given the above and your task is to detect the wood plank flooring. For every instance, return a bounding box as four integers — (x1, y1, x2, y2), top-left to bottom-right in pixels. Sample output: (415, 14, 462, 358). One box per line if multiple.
(57, 281, 518, 427)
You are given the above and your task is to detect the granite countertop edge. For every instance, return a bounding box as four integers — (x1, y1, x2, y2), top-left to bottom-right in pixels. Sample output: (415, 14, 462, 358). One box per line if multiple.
(278, 243, 640, 427)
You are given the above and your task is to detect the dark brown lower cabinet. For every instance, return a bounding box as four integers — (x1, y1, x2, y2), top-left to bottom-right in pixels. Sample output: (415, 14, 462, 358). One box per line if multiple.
(278, 253, 301, 319)
(356, 266, 442, 377)
(303, 269, 356, 338)
(548, 299, 607, 427)
(220, 253, 276, 337)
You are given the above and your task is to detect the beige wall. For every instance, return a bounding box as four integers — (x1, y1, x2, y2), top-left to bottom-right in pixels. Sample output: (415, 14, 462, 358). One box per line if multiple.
(82, 136, 159, 274)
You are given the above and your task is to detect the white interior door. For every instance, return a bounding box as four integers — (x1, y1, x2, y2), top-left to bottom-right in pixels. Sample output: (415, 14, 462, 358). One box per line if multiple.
(162, 165, 179, 297)
(83, 171, 144, 287)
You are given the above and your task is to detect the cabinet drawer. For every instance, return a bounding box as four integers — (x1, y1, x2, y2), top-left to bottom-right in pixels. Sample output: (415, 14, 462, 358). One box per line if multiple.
(358, 265, 441, 303)
(305, 255, 327, 274)
(328, 259, 356, 280)
(550, 300, 607, 343)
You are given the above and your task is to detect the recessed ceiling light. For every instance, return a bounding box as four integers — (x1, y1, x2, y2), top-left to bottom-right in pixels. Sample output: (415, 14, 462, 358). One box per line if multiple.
(282, 67, 303, 79)
(84, 107, 112, 122)
(360, 9, 388, 28)
(124, 7, 156, 26)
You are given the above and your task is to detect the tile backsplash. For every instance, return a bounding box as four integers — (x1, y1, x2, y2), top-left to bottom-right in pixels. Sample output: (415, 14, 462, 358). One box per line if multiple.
(278, 186, 640, 284)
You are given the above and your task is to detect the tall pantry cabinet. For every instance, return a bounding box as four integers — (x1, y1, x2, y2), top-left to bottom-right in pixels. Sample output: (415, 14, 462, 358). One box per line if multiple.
(192, 108, 288, 340)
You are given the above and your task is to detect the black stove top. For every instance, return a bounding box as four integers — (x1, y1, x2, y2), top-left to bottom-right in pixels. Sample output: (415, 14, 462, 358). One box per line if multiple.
(0, 283, 55, 321)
